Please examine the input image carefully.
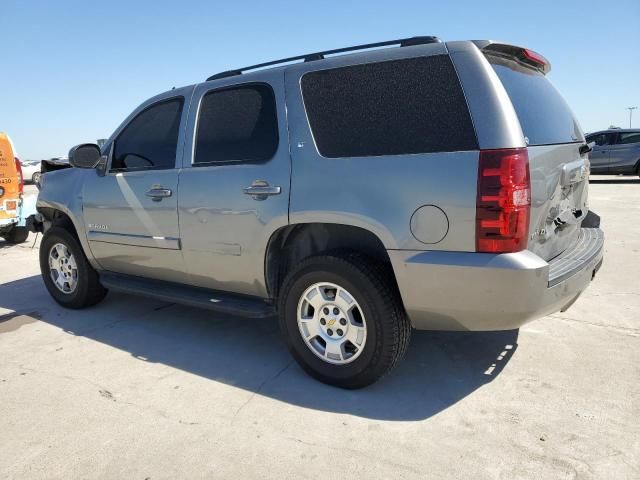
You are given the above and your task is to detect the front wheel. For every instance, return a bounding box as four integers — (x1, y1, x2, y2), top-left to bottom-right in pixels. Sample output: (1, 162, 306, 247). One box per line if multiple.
(278, 254, 411, 389)
(4, 226, 29, 244)
(39, 227, 107, 309)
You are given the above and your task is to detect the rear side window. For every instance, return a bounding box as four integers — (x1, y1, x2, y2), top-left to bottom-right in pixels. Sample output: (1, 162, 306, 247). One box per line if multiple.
(112, 98, 183, 171)
(488, 56, 583, 146)
(301, 56, 478, 158)
(617, 132, 640, 145)
(194, 84, 279, 165)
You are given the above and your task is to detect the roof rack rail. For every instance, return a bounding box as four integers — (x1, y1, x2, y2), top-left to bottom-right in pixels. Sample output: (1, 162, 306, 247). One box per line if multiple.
(206, 36, 441, 81)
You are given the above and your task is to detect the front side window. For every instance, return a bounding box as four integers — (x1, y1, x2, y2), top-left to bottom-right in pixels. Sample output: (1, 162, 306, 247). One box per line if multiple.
(111, 98, 184, 171)
(194, 84, 279, 165)
(301, 56, 478, 158)
(586, 133, 610, 147)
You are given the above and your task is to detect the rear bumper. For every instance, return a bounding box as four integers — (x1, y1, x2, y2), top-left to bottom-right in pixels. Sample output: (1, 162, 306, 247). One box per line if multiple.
(390, 228, 604, 331)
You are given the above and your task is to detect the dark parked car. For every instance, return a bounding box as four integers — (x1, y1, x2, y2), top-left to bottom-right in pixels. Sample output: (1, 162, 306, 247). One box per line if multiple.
(587, 129, 640, 176)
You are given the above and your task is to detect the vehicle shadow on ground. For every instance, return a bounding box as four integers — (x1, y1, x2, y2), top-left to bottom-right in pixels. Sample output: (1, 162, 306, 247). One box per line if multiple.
(590, 178, 640, 184)
(1, 275, 518, 421)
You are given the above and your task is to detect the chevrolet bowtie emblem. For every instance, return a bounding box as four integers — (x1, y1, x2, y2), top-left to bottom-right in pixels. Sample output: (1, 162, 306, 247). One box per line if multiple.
(328, 318, 336, 327)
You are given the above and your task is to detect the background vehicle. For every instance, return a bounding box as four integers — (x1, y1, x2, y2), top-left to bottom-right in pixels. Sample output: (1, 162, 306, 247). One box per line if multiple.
(19, 159, 41, 184)
(0, 133, 35, 244)
(29, 38, 603, 388)
(586, 129, 640, 175)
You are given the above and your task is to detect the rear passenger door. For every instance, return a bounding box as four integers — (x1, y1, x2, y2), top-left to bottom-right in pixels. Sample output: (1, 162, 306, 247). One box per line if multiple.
(178, 72, 290, 297)
(587, 133, 612, 173)
(608, 131, 640, 174)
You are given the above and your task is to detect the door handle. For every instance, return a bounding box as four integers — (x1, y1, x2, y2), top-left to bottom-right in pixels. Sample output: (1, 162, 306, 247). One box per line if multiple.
(243, 180, 281, 200)
(145, 188, 172, 201)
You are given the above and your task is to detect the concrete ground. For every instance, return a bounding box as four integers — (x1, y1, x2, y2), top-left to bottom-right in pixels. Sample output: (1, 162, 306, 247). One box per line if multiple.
(1, 179, 638, 479)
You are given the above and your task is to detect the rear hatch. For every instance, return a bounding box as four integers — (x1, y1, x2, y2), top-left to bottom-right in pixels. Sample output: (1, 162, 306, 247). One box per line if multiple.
(0, 132, 21, 221)
(483, 45, 588, 261)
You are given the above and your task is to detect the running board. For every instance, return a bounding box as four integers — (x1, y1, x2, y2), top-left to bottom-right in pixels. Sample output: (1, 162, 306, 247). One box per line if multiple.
(99, 272, 275, 318)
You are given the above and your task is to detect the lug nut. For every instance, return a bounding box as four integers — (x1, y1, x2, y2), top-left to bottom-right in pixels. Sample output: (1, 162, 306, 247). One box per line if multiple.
(337, 329, 344, 336)
(333, 307, 339, 315)
(320, 318, 326, 325)
(339, 318, 346, 325)
(327, 329, 333, 336)
(323, 307, 329, 315)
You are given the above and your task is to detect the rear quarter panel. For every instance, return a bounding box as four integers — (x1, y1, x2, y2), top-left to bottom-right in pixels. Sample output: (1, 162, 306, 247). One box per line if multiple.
(284, 44, 479, 252)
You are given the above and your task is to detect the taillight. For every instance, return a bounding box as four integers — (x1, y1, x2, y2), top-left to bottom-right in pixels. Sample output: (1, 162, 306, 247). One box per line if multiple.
(476, 148, 531, 253)
(14, 157, 24, 195)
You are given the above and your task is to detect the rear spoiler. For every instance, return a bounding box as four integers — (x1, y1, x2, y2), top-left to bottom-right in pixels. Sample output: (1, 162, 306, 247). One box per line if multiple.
(472, 40, 551, 74)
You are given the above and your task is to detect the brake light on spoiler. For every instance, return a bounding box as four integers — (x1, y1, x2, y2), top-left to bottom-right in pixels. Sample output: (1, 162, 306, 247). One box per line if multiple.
(480, 42, 551, 74)
(476, 148, 531, 253)
(521, 49, 550, 71)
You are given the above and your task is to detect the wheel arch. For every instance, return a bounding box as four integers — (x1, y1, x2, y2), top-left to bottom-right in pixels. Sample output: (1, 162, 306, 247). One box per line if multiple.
(38, 207, 79, 238)
(264, 222, 398, 299)
(38, 206, 101, 270)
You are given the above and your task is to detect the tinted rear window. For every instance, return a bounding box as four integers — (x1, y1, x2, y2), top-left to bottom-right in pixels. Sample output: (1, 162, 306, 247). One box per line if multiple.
(488, 56, 583, 146)
(301, 55, 478, 158)
(195, 84, 278, 165)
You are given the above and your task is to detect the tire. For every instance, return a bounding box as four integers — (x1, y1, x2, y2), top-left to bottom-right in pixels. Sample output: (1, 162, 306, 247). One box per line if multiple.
(278, 253, 411, 389)
(39, 226, 107, 309)
(4, 226, 29, 244)
(32, 172, 41, 184)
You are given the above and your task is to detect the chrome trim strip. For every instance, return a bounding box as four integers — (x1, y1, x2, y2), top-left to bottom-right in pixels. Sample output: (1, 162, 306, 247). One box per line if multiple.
(87, 231, 180, 250)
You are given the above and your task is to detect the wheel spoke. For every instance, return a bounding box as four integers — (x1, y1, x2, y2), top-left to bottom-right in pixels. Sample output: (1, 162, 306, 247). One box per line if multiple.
(55, 274, 66, 291)
(346, 324, 366, 347)
(304, 286, 324, 311)
(324, 341, 343, 361)
(299, 317, 321, 339)
(333, 287, 355, 314)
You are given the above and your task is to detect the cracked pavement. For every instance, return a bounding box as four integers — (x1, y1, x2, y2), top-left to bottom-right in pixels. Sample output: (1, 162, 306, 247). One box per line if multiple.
(0, 180, 638, 479)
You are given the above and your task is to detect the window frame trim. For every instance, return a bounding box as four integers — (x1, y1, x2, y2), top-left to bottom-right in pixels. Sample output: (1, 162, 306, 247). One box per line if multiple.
(191, 82, 280, 167)
(108, 96, 186, 174)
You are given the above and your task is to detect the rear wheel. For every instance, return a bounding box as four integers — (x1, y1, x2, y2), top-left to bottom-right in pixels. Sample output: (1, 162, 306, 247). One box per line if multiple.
(32, 172, 41, 184)
(278, 253, 411, 389)
(40, 227, 107, 309)
(4, 226, 29, 244)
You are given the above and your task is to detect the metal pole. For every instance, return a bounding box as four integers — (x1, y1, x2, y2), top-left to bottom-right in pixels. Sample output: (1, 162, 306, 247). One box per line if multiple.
(627, 107, 638, 128)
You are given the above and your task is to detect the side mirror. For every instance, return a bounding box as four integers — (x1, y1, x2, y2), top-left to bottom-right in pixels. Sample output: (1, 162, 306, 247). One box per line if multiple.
(68, 143, 101, 169)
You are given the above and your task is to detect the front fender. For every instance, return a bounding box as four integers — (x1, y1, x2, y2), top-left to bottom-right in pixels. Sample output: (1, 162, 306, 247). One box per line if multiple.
(37, 168, 99, 268)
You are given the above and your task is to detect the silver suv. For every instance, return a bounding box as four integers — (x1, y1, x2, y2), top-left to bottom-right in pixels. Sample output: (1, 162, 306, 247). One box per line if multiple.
(30, 37, 604, 388)
(586, 129, 640, 175)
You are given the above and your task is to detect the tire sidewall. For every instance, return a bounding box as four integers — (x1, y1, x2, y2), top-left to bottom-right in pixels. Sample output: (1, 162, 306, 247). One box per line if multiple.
(40, 228, 94, 308)
(280, 258, 392, 385)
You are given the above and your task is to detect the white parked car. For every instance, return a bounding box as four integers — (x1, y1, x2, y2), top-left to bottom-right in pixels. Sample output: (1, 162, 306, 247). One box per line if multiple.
(19, 159, 41, 184)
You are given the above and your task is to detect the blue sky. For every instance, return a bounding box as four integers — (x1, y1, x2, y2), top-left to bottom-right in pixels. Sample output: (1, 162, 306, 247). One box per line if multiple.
(2, 0, 639, 159)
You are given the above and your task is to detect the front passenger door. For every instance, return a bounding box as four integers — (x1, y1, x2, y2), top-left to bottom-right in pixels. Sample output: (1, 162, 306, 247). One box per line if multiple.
(587, 133, 612, 173)
(83, 91, 192, 283)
